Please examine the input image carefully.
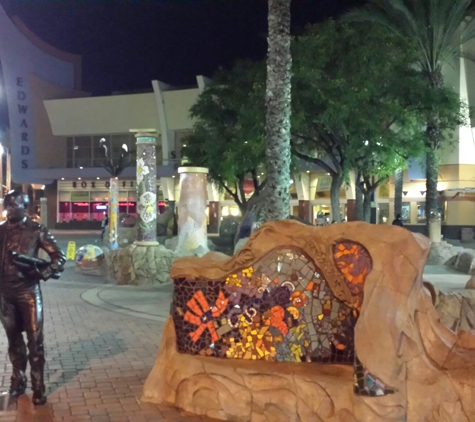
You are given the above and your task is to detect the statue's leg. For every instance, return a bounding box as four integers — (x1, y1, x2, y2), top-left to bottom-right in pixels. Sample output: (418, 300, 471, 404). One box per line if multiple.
(17, 284, 46, 405)
(0, 294, 27, 397)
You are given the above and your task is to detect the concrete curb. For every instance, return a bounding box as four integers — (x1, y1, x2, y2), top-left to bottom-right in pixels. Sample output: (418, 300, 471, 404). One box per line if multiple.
(81, 285, 169, 322)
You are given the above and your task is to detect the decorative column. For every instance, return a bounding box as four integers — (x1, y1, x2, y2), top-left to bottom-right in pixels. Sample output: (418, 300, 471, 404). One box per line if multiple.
(134, 131, 159, 245)
(177, 167, 209, 253)
(109, 177, 119, 250)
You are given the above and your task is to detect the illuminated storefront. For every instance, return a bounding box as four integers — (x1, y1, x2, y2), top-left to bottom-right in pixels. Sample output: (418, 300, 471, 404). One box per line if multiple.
(56, 179, 165, 222)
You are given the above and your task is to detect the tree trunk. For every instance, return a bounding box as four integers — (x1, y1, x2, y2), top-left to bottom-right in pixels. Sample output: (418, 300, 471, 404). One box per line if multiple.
(233, 193, 267, 246)
(425, 69, 443, 230)
(363, 191, 372, 223)
(394, 168, 403, 218)
(330, 173, 343, 223)
(264, 0, 292, 222)
(355, 175, 364, 221)
(425, 149, 439, 228)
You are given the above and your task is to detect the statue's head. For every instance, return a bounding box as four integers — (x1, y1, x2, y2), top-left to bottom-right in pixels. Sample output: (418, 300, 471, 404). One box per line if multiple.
(4, 190, 29, 223)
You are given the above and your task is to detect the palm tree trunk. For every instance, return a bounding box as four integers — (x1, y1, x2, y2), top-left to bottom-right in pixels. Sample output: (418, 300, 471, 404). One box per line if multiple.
(425, 69, 443, 230)
(330, 173, 343, 223)
(425, 149, 439, 227)
(394, 168, 403, 218)
(264, 0, 292, 222)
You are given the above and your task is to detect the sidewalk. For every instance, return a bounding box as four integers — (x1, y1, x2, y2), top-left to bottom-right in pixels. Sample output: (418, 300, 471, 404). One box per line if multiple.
(0, 268, 217, 422)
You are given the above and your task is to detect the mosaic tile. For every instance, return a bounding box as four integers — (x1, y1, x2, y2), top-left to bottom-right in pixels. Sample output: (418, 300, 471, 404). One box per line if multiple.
(353, 356, 395, 396)
(172, 243, 391, 396)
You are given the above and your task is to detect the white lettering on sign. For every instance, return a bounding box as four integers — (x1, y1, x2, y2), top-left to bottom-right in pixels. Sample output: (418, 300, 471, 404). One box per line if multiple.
(17, 77, 30, 169)
(71, 181, 135, 189)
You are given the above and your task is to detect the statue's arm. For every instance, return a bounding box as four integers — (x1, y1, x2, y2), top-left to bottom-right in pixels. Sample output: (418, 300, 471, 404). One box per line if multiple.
(38, 225, 66, 279)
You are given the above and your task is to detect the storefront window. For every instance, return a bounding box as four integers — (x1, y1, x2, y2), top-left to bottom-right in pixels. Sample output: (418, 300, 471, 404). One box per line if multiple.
(58, 181, 146, 223)
(74, 136, 92, 168)
(401, 202, 410, 223)
(440, 200, 447, 223)
(313, 204, 331, 226)
(221, 205, 241, 218)
(292, 206, 299, 217)
(91, 202, 108, 221)
(71, 202, 90, 221)
(378, 203, 390, 224)
(90, 191, 109, 202)
(58, 202, 71, 222)
(417, 202, 426, 224)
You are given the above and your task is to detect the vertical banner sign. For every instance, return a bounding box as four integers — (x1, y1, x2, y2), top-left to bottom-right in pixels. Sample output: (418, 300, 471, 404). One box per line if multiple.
(109, 178, 119, 250)
(0, 4, 78, 182)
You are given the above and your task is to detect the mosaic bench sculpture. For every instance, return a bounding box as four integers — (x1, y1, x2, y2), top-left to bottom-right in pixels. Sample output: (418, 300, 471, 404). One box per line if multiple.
(143, 221, 475, 422)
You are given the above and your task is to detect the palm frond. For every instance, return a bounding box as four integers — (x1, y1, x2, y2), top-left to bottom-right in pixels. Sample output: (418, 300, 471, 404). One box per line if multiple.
(345, 0, 475, 72)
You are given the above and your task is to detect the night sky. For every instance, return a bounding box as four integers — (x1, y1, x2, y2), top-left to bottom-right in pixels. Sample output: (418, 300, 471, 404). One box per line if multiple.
(0, 0, 365, 96)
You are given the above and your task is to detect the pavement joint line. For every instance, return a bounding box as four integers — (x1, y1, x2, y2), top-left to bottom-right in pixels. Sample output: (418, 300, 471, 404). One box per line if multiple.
(80, 285, 169, 322)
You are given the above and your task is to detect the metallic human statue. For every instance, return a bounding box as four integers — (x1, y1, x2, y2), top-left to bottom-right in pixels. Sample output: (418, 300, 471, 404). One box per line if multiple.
(0, 190, 65, 405)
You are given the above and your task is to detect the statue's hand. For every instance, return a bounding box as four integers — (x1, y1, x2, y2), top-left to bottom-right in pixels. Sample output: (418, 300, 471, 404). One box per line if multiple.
(41, 264, 61, 281)
(24, 264, 42, 280)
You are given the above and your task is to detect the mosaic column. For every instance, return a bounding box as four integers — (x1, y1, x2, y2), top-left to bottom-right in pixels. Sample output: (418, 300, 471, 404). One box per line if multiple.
(134, 131, 159, 245)
(177, 167, 209, 252)
(109, 177, 119, 250)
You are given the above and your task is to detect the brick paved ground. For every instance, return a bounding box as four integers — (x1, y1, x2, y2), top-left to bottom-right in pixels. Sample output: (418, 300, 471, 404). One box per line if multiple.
(0, 269, 218, 422)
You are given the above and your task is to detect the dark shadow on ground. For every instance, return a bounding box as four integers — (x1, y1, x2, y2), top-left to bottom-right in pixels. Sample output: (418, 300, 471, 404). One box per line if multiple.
(45, 332, 127, 396)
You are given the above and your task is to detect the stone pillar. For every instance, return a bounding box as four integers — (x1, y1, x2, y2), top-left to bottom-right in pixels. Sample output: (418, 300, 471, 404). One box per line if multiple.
(109, 177, 119, 250)
(298, 200, 310, 223)
(429, 215, 442, 243)
(177, 167, 209, 253)
(40, 197, 47, 226)
(134, 131, 159, 245)
(208, 201, 220, 233)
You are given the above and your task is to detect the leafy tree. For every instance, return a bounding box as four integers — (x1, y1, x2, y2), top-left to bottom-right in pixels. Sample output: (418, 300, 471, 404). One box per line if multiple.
(291, 19, 428, 222)
(346, 0, 475, 228)
(184, 61, 267, 218)
(264, 0, 293, 222)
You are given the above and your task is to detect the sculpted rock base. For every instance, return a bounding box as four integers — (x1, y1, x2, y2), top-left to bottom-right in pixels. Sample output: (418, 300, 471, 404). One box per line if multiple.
(143, 221, 475, 421)
(143, 318, 370, 422)
(106, 244, 174, 285)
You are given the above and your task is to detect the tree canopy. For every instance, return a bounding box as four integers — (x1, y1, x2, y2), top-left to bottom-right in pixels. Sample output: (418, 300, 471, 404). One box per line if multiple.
(183, 61, 266, 215)
(345, 0, 475, 225)
(291, 19, 464, 221)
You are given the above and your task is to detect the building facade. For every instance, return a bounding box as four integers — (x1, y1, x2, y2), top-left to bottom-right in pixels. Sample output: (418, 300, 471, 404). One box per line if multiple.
(1, 4, 475, 237)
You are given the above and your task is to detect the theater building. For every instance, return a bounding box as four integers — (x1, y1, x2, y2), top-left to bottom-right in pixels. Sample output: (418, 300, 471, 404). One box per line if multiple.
(1, 4, 475, 238)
